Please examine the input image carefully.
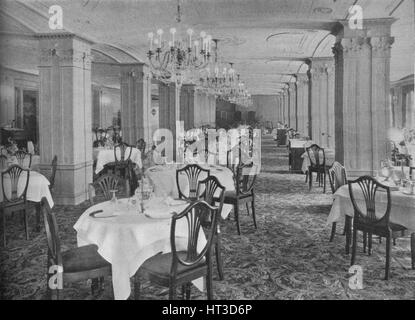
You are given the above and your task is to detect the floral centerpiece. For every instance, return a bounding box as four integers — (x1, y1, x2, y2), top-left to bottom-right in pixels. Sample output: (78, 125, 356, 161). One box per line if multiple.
(388, 127, 414, 166)
(5, 137, 18, 156)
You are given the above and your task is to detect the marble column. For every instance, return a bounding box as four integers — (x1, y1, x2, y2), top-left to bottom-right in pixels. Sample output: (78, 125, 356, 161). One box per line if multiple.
(332, 18, 395, 176)
(276, 95, 281, 123)
(308, 57, 335, 148)
(158, 81, 180, 158)
(180, 84, 195, 130)
(296, 74, 309, 137)
(282, 87, 289, 125)
(120, 63, 152, 145)
(288, 82, 297, 130)
(37, 33, 93, 205)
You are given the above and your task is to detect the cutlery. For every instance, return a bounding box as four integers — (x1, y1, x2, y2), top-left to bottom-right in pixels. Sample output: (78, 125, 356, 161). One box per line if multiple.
(89, 210, 117, 218)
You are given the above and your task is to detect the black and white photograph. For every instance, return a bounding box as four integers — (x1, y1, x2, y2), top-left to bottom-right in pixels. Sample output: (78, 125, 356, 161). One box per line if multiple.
(0, 0, 414, 303)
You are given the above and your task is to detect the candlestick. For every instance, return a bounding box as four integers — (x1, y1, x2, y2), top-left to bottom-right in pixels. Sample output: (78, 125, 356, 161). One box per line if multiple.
(148, 32, 154, 51)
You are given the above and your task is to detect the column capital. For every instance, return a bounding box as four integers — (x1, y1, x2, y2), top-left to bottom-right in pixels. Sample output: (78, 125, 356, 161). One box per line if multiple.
(333, 18, 396, 39)
(296, 73, 309, 84)
(38, 33, 92, 69)
(288, 82, 296, 91)
(120, 63, 150, 82)
(370, 36, 395, 57)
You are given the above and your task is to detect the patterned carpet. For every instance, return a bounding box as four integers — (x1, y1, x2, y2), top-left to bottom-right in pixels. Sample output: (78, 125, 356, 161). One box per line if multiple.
(1, 136, 414, 300)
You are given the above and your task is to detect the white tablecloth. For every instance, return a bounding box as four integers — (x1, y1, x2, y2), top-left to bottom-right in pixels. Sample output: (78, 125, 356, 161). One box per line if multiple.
(327, 184, 415, 231)
(145, 164, 235, 219)
(95, 147, 142, 174)
(0, 171, 54, 207)
(301, 149, 335, 173)
(74, 198, 206, 300)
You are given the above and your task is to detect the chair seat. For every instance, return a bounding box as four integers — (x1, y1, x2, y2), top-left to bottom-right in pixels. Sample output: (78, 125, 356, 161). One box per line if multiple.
(356, 221, 408, 238)
(309, 165, 330, 173)
(140, 251, 206, 281)
(62, 244, 110, 273)
(223, 190, 252, 202)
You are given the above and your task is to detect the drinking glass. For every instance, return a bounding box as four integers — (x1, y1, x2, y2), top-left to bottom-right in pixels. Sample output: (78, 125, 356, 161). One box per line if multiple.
(110, 189, 118, 206)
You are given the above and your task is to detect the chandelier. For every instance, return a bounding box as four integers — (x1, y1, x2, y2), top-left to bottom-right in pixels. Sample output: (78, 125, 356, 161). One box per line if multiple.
(147, 0, 213, 83)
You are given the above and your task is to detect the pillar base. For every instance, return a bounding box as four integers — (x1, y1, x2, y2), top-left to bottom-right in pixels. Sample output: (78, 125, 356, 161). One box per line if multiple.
(39, 161, 93, 205)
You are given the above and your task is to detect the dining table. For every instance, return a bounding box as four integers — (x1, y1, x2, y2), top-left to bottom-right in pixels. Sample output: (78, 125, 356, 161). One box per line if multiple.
(95, 147, 142, 174)
(74, 197, 206, 300)
(145, 163, 236, 219)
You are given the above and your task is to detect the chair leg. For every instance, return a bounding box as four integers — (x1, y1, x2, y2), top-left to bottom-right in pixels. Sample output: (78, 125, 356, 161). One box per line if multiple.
(23, 209, 29, 241)
(181, 284, 187, 300)
(351, 227, 357, 266)
(234, 202, 241, 235)
(1, 209, 5, 247)
(345, 216, 352, 255)
(186, 283, 191, 300)
(215, 239, 224, 281)
(251, 198, 257, 229)
(368, 233, 373, 256)
(305, 172, 308, 183)
(329, 222, 337, 242)
(323, 172, 326, 193)
(342, 217, 347, 235)
(393, 238, 396, 246)
(308, 171, 312, 191)
(169, 284, 177, 300)
(35, 203, 41, 232)
(206, 252, 213, 300)
(385, 235, 392, 280)
(411, 233, 415, 270)
(363, 232, 367, 253)
(245, 203, 250, 216)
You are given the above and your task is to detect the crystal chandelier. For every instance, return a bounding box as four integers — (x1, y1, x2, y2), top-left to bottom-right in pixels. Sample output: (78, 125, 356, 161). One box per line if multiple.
(147, 0, 213, 83)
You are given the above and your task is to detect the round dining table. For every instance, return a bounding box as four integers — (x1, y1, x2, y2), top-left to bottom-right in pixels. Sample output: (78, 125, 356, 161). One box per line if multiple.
(74, 197, 206, 300)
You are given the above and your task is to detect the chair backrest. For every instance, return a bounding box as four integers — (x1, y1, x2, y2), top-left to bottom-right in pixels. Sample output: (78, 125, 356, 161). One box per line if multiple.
(197, 176, 226, 232)
(89, 173, 130, 205)
(306, 144, 326, 169)
(14, 150, 32, 168)
(176, 164, 210, 200)
(234, 162, 258, 197)
(196, 176, 225, 226)
(1, 164, 30, 203)
(40, 197, 62, 268)
(114, 142, 133, 162)
(170, 200, 219, 275)
(49, 155, 58, 190)
(0, 154, 7, 169)
(328, 161, 348, 193)
(348, 176, 392, 226)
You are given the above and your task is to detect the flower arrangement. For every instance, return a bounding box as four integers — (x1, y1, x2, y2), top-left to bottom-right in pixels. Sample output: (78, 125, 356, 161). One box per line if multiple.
(5, 137, 18, 156)
(403, 128, 415, 145)
(388, 127, 415, 166)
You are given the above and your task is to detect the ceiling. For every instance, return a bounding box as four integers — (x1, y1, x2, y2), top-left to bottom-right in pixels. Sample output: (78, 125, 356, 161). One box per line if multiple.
(1, 0, 413, 94)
